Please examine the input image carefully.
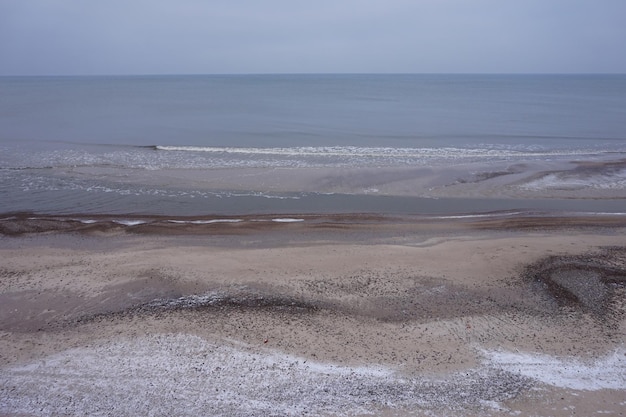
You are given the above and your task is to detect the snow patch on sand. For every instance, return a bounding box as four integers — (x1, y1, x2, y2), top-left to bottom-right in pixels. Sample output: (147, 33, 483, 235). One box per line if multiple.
(112, 219, 149, 226)
(483, 348, 626, 390)
(271, 218, 305, 223)
(1, 334, 528, 416)
(167, 219, 243, 224)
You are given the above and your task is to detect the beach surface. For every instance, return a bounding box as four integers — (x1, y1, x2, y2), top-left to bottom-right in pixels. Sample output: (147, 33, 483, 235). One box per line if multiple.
(1, 214, 625, 416)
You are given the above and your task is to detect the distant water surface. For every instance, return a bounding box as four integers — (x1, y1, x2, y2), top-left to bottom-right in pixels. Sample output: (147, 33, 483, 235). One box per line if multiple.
(1, 74, 625, 215)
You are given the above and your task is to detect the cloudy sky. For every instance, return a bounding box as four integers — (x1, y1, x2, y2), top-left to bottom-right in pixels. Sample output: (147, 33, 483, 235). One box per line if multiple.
(1, 0, 625, 75)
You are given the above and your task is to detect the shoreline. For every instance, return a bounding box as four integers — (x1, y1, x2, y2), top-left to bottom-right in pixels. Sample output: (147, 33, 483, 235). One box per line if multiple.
(2, 210, 626, 237)
(3, 156, 626, 216)
(3, 73, 626, 416)
(1, 213, 626, 415)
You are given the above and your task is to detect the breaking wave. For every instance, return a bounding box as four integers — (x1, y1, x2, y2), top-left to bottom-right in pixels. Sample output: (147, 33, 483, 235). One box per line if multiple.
(153, 145, 596, 160)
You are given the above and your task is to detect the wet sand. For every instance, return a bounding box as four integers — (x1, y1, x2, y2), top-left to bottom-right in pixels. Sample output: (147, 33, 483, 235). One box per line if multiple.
(69, 157, 626, 200)
(1, 215, 626, 416)
(8, 156, 624, 217)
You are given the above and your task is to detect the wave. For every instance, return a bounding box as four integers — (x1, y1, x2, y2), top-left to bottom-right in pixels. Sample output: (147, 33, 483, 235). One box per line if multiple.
(4, 142, 622, 173)
(153, 145, 611, 159)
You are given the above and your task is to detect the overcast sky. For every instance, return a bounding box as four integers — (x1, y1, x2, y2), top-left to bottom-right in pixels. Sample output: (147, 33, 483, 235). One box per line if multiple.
(1, 0, 625, 75)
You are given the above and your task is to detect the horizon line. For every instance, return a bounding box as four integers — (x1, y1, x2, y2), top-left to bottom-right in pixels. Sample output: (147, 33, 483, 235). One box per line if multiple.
(1, 71, 626, 78)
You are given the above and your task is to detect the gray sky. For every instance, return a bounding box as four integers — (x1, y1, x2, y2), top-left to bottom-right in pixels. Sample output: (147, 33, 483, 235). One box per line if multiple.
(1, 0, 625, 75)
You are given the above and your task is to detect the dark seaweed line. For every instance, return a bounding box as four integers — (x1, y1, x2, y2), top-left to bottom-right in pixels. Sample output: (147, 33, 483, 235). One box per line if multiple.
(67, 292, 323, 328)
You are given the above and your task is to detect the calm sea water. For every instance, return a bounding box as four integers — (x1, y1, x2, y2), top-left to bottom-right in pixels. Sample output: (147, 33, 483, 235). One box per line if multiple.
(1, 74, 625, 216)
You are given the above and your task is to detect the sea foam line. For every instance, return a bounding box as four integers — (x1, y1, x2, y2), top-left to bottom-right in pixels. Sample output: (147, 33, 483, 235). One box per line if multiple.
(154, 145, 598, 159)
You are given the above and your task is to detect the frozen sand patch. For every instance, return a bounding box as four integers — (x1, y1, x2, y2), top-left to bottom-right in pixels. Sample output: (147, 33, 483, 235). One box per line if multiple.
(1, 334, 529, 417)
(484, 348, 626, 391)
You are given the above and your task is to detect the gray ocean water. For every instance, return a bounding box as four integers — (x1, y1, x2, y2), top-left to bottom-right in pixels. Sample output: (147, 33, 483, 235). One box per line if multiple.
(1, 74, 625, 216)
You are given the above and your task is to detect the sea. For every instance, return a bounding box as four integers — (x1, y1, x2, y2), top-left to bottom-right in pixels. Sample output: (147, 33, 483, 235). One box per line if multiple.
(1, 74, 625, 217)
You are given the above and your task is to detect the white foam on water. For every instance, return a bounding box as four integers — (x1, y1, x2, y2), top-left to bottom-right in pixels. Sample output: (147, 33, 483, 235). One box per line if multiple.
(483, 348, 626, 391)
(271, 218, 305, 223)
(521, 169, 626, 191)
(154, 145, 597, 160)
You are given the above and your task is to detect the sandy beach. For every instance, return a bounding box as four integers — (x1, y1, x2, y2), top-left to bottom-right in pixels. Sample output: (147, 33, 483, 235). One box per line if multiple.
(1, 213, 625, 416)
